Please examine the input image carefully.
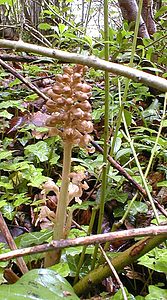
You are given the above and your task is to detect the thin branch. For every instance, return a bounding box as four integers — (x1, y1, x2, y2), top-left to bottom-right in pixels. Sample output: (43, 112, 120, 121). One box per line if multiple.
(0, 225, 167, 262)
(0, 58, 50, 102)
(0, 212, 28, 274)
(99, 245, 127, 300)
(0, 39, 167, 92)
(91, 140, 167, 217)
(0, 54, 54, 63)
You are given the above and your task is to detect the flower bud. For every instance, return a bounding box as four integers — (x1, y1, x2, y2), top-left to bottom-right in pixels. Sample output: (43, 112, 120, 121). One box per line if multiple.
(75, 101, 91, 111)
(52, 85, 63, 94)
(74, 91, 89, 101)
(65, 98, 73, 105)
(62, 74, 71, 83)
(71, 107, 85, 119)
(62, 86, 71, 96)
(63, 66, 73, 75)
(81, 83, 92, 93)
(55, 74, 63, 82)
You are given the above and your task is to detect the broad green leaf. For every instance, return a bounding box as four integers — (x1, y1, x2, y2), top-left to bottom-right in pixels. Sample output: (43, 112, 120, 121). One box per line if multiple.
(106, 189, 128, 203)
(49, 153, 60, 165)
(157, 181, 167, 187)
(1, 204, 15, 220)
(138, 248, 167, 273)
(162, 120, 167, 127)
(145, 285, 167, 300)
(9, 78, 21, 87)
(111, 137, 122, 153)
(13, 193, 31, 206)
(0, 182, 13, 189)
(0, 161, 30, 171)
(22, 165, 48, 188)
(0, 100, 24, 110)
(50, 262, 70, 277)
(38, 23, 51, 30)
(67, 254, 91, 277)
(125, 200, 148, 216)
(19, 230, 52, 247)
(0, 111, 13, 119)
(25, 141, 49, 162)
(0, 0, 12, 5)
(0, 200, 7, 208)
(112, 287, 135, 299)
(0, 150, 13, 160)
(115, 148, 132, 160)
(155, 5, 167, 18)
(0, 269, 79, 300)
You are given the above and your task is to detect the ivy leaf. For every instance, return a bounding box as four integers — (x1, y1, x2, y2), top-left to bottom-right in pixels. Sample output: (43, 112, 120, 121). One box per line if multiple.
(1, 204, 15, 220)
(145, 285, 167, 300)
(25, 141, 49, 162)
(125, 200, 148, 216)
(0, 269, 79, 300)
(19, 231, 52, 247)
(38, 23, 51, 30)
(0, 150, 13, 160)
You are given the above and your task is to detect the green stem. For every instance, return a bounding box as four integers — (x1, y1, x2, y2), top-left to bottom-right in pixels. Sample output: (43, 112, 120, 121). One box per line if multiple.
(145, 92, 167, 178)
(74, 207, 97, 284)
(74, 234, 167, 296)
(91, 0, 109, 270)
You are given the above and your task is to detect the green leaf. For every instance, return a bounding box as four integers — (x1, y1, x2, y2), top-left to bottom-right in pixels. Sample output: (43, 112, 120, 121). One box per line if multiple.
(19, 230, 52, 247)
(0, 150, 13, 160)
(106, 189, 128, 204)
(115, 148, 132, 160)
(22, 165, 48, 188)
(162, 120, 167, 127)
(155, 5, 167, 18)
(124, 109, 132, 127)
(0, 161, 30, 171)
(145, 285, 167, 300)
(38, 23, 51, 30)
(112, 287, 135, 299)
(50, 262, 70, 277)
(157, 181, 167, 187)
(0, 181, 13, 189)
(138, 248, 167, 273)
(49, 153, 60, 165)
(0, 0, 12, 5)
(0, 200, 7, 208)
(125, 200, 148, 216)
(1, 204, 15, 220)
(0, 100, 24, 111)
(0, 111, 13, 119)
(13, 193, 31, 207)
(25, 141, 49, 162)
(9, 78, 21, 87)
(0, 269, 79, 299)
(67, 254, 91, 277)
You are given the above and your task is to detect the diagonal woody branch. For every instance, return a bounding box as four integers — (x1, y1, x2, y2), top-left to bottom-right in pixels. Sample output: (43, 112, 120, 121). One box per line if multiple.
(73, 233, 167, 295)
(0, 225, 167, 262)
(0, 39, 167, 92)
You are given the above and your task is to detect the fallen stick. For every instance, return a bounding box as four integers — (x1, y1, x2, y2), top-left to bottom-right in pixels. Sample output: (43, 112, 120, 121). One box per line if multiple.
(0, 225, 167, 262)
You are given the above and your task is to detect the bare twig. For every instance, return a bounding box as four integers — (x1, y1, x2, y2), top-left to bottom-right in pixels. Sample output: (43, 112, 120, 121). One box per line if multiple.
(91, 140, 147, 196)
(0, 58, 50, 102)
(99, 245, 127, 300)
(0, 54, 54, 63)
(0, 212, 28, 274)
(91, 140, 167, 217)
(0, 225, 167, 262)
